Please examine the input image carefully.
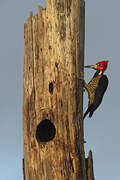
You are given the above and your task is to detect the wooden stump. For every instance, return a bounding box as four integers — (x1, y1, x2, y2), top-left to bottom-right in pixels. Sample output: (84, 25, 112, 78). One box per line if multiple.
(23, 1, 94, 179)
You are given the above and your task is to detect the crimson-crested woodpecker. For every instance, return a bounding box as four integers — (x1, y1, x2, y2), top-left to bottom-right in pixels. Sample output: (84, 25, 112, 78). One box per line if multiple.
(83, 60, 109, 119)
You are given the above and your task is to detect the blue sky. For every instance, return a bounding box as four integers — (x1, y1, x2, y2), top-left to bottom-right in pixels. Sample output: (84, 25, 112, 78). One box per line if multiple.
(0, 0, 119, 180)
(84, 1, 120, 180)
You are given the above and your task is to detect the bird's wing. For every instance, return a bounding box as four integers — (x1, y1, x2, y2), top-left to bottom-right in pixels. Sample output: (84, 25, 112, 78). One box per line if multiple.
(83, 75, 108, 119)
(88, 75, 108, 117)
(94, 75, 108, 100)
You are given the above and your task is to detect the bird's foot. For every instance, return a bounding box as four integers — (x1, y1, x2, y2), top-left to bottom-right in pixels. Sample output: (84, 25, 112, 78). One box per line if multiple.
(80, 138, 86, 144)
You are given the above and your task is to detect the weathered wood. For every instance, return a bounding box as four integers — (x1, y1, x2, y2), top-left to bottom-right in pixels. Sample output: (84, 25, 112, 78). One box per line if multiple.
(86, 151, 95, 180)
(22, 0, 94, 180)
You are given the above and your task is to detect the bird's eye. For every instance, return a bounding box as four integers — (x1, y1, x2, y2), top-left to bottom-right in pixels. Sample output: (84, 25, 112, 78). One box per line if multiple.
(97, 63, 102, 67)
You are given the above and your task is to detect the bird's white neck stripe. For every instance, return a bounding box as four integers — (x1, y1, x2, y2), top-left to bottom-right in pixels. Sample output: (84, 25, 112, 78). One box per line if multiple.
(98, 71, 103, 75)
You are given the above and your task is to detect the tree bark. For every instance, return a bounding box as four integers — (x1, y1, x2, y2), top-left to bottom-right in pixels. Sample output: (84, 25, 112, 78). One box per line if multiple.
(23, 0, 94, 180)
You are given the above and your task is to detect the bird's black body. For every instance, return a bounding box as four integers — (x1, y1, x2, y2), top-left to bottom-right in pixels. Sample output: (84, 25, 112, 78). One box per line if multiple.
(83, 71, 108, 119)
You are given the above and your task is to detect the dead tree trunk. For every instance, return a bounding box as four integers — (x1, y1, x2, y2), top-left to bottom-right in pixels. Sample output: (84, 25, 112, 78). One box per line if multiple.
(23, 0, 94, 179)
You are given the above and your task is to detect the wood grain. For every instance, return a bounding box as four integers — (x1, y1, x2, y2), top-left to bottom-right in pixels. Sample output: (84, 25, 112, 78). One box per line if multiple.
(23, 1, 94, 179)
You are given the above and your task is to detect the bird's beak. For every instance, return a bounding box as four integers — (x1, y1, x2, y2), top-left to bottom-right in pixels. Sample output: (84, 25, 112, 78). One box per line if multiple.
(84, 64, 97, 70)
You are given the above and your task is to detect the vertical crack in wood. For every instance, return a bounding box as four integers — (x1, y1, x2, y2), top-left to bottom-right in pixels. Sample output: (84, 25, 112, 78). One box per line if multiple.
(22, 158, 26, 180)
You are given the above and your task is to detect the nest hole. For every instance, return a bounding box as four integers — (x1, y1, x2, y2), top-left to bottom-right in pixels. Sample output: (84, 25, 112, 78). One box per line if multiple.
(36, 119, 56, 142)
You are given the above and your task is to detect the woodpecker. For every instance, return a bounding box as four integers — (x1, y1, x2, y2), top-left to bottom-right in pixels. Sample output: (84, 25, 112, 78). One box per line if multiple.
(83, 60, 109, 119)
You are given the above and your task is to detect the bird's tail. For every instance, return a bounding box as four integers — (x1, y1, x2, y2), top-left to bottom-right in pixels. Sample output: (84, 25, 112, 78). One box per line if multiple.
(83, 107, 90, 120)
(89, 110, 94, 118)
(83, 105, 93, 120)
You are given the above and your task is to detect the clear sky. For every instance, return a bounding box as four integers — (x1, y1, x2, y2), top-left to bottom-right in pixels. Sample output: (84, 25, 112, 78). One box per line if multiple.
(0, 0, 119, 180)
